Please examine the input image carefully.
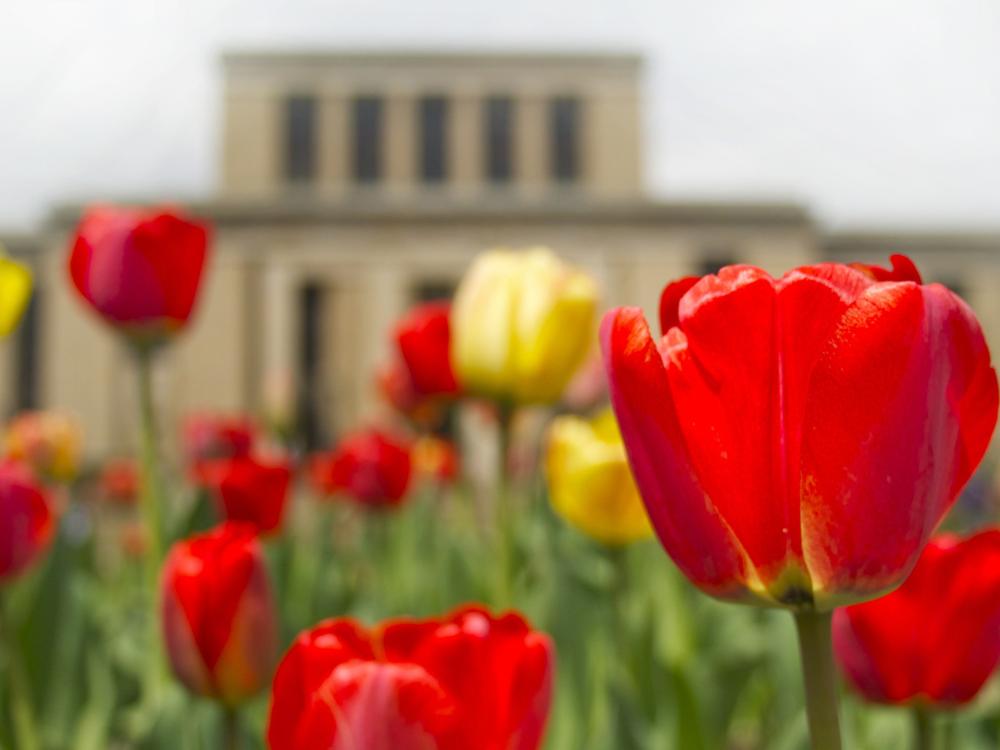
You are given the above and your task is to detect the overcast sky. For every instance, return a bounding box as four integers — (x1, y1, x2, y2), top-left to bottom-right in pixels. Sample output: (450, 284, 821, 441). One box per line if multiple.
(2, 0, 998, 231)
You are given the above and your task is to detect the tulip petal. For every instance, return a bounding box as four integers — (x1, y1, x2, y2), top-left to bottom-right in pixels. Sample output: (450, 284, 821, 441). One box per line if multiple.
(657, 276, 698, 336)
(801, 283, 999, 605)
(0, 255, 32, 338)
(601, 307, 757, 600)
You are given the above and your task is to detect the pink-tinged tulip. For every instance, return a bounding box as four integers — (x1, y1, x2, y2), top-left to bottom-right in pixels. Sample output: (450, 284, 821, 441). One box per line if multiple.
(0, 461, 54, 583)
(161, 523, 277, 706)
(68, 206, 210, 345)
(834, 530, 1000, 706)
(200, 456, 293, 536)
(267, 606, 554, 750)
(394, 301, 459, 397)
(602, 256, 998, 609)
(98, 458, 139, 506)
(310, 429, 412, 509)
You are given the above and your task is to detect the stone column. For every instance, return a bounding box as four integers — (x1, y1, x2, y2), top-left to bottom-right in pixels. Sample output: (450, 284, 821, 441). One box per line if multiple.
(514, 92, 548, 194)
(385, 91, 416, 194)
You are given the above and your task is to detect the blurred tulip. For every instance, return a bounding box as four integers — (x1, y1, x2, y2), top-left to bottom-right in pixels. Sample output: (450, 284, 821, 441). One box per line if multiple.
(602, 256, 998, 609)
(395, 300, 459, 396)
(834, 530, 1000, 706)
(4, 411, 83, 483)
(452, 248, 598, 405)
(161, 523, 277, 706)
(200, 456, 293, 536)
(67, 206, 210, 346)
(98, 458, 140, 506)
(0, 251, 32, 338)
(267, 605, 554, 750)
(119, 520, 148, 559)
(0, 461, 54, 583)
(310, 429, 412, 509)
(412, 435, 460, 485)
(545, 409, 652, 546)
(182, 413, 256, 482)
(376, 359, 447, 427)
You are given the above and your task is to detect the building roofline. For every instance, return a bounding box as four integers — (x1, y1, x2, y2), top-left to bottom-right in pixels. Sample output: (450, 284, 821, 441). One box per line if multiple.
(44, 196, 811, 232)
(826, 230, 1000, 254)
(221, 48, 644, 70)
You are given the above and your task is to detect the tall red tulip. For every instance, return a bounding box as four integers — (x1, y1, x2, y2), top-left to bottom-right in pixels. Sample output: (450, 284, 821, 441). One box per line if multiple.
(394, 301, 459, 397)
(309, 429, 412, 508)
(602, 256, 997, 609)
(201, 456, 293, 536)
(0, 461, 54, 583)
(267, 606, 554, 750)
(834, 530, 1000, 707)
(161, 523, 277, 706)
(602, 255, 997, 749)
(68, 206, 210, 345)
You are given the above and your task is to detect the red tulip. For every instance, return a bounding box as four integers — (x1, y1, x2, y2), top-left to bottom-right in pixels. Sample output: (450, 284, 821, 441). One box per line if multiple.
(182, 414, 256, 483)
(833, 530, 1000, 706)
(0, 461, 54, 583)
(201, 456, 293, 536)
(310, 429, 412, 508)
(98, 457, 140, 506)
(68, 206, 210, 344)
(267, 605, 554, 750)
(412, 436, 460, 485)
(161, 522, 277, 705)
(394, 301, 459, 397)
(601, 256, 998, 609)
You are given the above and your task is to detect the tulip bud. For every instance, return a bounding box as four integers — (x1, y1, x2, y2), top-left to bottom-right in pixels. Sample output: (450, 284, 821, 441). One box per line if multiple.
(394, 300, 459, 397)
(161, 523, 277, 706)
(200, 455, 293, 536)
(67, 206, 210, 347)
(0, 251, 32, 338)
(0, 461, 54, 583)
(545, 409, 652, 546)
(452, 248, 598, 405)
(310, 429, 412, 508)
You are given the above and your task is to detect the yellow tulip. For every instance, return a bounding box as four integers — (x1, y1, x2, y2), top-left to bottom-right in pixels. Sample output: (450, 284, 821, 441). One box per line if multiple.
(452, 248, 598, 405)
(545, 409, 653, 546)
(0, 251, 32, 338)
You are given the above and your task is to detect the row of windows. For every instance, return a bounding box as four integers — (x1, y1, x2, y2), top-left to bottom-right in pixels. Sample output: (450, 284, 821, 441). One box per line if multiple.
(283, 94, 581, 187)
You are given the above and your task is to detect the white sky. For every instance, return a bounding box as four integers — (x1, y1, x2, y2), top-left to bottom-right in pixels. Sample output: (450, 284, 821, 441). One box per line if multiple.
(2, 0, 998, 231)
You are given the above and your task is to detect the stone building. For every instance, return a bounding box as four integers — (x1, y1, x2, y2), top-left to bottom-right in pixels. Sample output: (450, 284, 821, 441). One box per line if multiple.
(2, 51, 998, 457)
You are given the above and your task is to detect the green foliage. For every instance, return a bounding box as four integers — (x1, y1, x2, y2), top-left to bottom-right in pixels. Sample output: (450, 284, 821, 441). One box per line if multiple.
(2, 477, 999, 749)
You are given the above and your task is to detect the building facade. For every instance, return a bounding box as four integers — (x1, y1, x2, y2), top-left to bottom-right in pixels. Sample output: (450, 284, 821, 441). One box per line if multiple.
(2, 51, 998, 457)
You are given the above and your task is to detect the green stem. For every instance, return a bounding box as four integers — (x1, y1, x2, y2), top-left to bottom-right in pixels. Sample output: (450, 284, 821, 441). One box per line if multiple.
(793, 610, 843, 750)
(222, 705, 240, 750)
(134, 348, 167, 720)
(913, 707, 934, 750)
(0, 592, 40, 750)
(494, 403, 515, 607)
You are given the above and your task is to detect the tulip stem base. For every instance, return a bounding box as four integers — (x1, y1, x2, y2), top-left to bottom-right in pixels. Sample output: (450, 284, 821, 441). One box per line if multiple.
(0, 593, 40, 750)
(222, 706, 240, 750)
(794, 610, 843, 750)
(913, 707, 934, 750)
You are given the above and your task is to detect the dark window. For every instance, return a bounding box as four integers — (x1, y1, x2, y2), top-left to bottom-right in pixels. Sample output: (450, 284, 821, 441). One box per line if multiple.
(484, 96, 514, 184)
(14, 289, 39, 413)
(297, 283, 327, 450)
(550, 96, 581, 183)
(419, 96, 448, 183)
(353, 96, 383, 183)
(284, 95, 317, 183)
(698, 254, 738, 276)
(413, 280, 456, 304)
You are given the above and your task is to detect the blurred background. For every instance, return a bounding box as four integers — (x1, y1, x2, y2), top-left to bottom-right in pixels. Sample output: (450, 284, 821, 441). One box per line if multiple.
(1, 0, 999, 455)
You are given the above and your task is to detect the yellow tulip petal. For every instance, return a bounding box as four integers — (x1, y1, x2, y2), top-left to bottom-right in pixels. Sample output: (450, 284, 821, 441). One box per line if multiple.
(0, 254, 32, 338)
